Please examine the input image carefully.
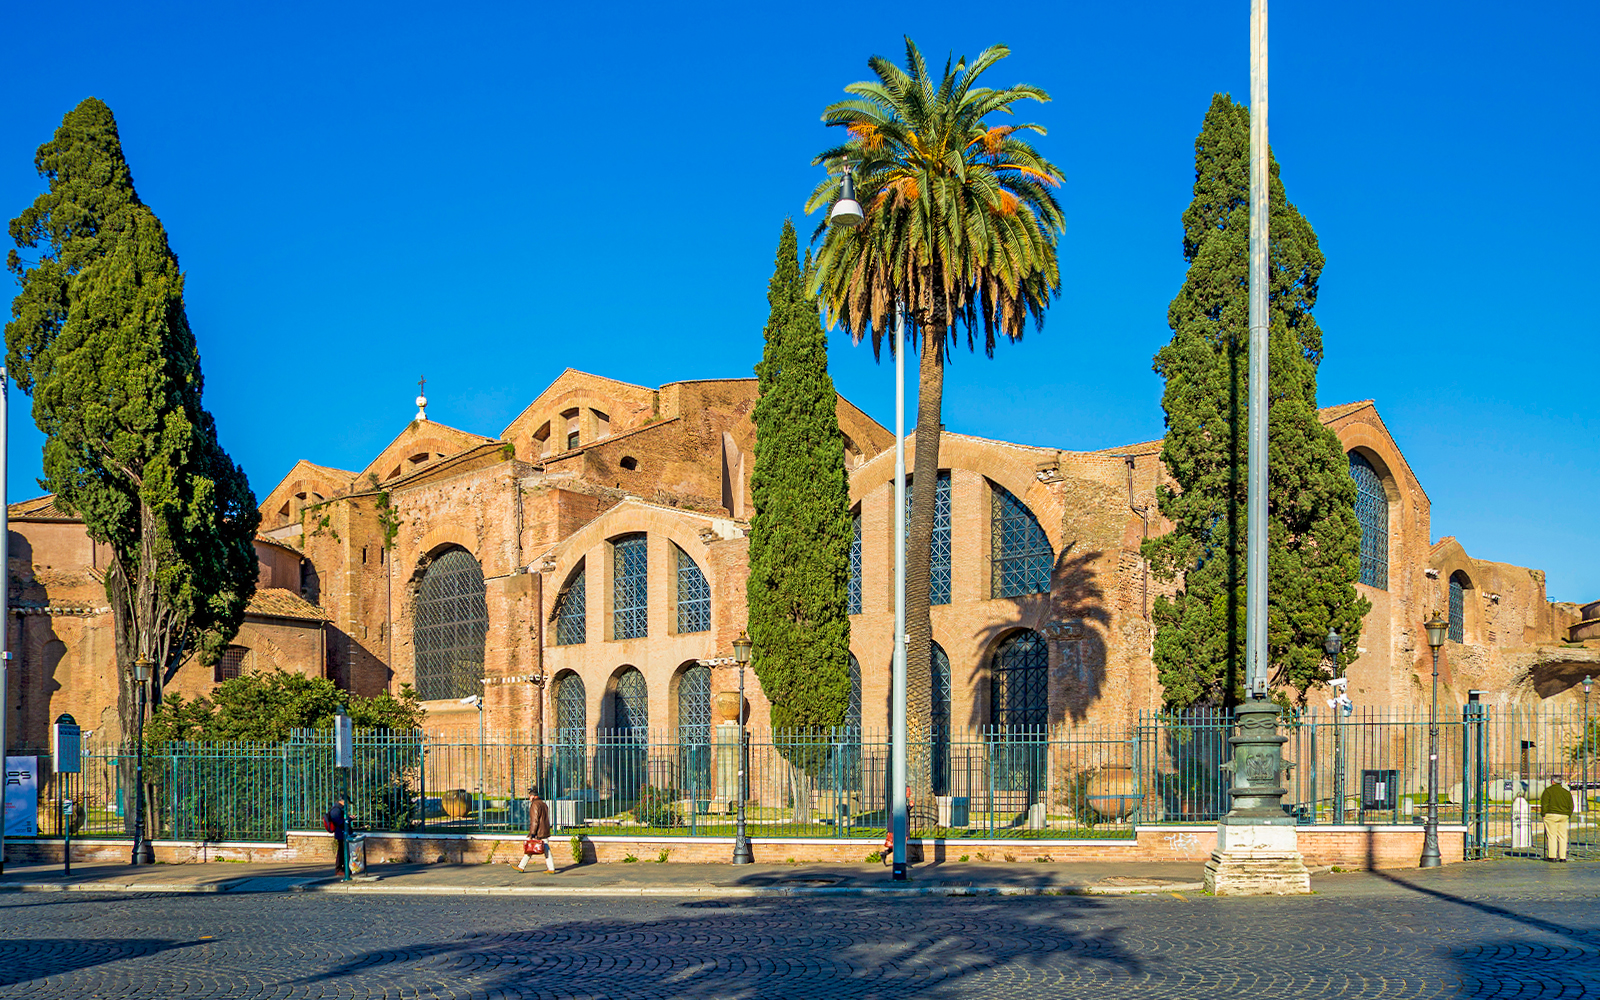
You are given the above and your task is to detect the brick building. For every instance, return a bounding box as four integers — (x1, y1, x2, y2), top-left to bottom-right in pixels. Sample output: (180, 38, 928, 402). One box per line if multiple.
(6, 369, 1596, 750)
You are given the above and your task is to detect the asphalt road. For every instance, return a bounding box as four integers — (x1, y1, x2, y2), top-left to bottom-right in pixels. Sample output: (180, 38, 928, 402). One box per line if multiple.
(2, 865, 1597, 998)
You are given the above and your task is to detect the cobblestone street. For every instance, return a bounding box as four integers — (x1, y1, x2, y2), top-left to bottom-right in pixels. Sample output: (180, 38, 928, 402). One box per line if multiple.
(1, 863, 1597, 998)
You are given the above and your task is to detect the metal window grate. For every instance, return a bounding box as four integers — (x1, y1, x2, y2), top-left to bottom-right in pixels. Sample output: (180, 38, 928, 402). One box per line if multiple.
(1350, 452, 1389, 590)
(846, 655, 862, 732)
(906, 472, 952, 604)
(216, 646, 248, 682)
(991, 483, 1053, 598)
(612, 534, 648, 640)
(991, 629, 1048, 729)
(413, 547, 489, 701)
(847, 513, 862, 615)
(675, 546, 711, 634)
(614, 668, 648, 739)
(554, 563, 586, 646)
(1449, 574, 1466, 643)
(678, 665, 713, 795)
(932, 642, 951, 795)
(552, 674, 587, 797)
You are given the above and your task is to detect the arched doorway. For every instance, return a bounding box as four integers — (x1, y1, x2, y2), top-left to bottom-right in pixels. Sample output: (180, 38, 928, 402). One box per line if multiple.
(552, 673, 587, 797)
(990, 629, 1048, 803)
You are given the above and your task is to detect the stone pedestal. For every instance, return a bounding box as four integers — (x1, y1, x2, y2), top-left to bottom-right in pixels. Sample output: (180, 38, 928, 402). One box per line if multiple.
(1203, 698, 1311, 896)
(1204, 821, 1311, 895)
(712, 721, 742, 814)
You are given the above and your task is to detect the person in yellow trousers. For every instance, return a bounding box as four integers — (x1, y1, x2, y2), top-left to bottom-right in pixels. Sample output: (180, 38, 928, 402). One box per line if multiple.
(1540, 774, 1574, 862)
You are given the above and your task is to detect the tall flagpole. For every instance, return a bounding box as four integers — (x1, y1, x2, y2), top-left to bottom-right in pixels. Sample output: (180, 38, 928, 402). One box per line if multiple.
(1245, 0, 1270, 699)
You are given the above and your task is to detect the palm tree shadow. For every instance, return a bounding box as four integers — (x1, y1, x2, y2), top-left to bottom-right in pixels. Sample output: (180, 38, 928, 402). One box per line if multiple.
(290, 895, 1145, 998)
(1, 937, 205, 987)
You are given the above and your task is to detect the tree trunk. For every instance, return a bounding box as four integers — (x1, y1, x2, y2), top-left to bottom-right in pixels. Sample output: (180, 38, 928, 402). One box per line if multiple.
(789, 761, 813, 826)
(904, 327, 945, 825)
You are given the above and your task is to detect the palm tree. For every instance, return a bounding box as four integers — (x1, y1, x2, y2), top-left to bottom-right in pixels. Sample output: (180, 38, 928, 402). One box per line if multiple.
(806, 38, 1065, 799)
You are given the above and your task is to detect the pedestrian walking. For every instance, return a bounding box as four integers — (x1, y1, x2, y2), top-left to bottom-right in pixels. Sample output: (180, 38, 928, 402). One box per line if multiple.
(519, 787, 556, 873)
(1540, 774, 1574, 862)
(324, 795, 348, 875)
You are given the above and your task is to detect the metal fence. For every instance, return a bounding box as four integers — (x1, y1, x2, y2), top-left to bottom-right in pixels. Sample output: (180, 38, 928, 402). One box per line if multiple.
(9, 706, 1596, 854)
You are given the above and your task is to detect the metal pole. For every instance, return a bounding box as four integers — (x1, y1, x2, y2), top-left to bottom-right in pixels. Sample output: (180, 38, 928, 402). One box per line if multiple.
(1245, 0, 1270, 700)
(1584, 685, 1590, 833)
(476, 700, 485, 831)
(132, 678, 147, 865)
(890, 306, 908, 881)
(1420, 645, 1442, 867)
(732, 661, 752, 863)
(0, 364, 9, 874)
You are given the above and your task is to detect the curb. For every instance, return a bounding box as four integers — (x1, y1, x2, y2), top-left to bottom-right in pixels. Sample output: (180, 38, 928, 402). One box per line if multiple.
(0, 879, 1205, 898)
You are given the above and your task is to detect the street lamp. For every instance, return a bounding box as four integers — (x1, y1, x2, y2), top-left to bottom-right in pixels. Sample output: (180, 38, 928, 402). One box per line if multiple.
(828, 164, 864, 229)
(131, 657, 153, 865)
(1583, 675, 1593, 829)
(1420, 612, 1449, 868)
(1324, 630, 1345, 822)
(461, 695, 484, 830)
(731, 630, 753, 864)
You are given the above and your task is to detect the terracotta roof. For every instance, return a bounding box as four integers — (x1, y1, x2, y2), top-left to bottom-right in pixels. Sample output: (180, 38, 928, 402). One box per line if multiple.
(8, 494, 75, 520)
(246, 588, 331, 622)
(1093, 401, 1377, 457)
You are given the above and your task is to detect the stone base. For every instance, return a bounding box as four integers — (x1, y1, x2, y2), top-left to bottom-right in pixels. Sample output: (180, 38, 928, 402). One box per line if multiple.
(1203, 823, 1311, 896)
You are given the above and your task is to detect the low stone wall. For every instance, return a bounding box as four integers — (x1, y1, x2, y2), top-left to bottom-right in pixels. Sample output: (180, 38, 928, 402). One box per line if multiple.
(6, 824, 1467, 869)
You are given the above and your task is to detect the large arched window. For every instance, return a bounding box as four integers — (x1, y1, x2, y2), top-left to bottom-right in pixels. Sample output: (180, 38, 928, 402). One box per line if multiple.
(613, 667, 649, 736)
(1349, 453, 1389, 590)
(1449, 572, 1468, 643)
(553, 561, 586, 646)
(413, 547, 488, 700)
(990, 629, 1048, 730)
(991, 484, 1053, 598)
(678, 664, 712, 798)
(838, 653, 864, 792)
(675, 546, 710, 634)
(612, 533, 648, 639)
(846, 654, 862, 733)
(847, 511, 862, 615)
(552, 674, 587, 796)
(907, 472, 952, 604)
(931, 641, 952, 796)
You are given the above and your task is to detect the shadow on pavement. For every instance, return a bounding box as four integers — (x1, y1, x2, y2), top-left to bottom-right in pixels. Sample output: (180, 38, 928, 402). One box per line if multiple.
(0, 938, 205, 987)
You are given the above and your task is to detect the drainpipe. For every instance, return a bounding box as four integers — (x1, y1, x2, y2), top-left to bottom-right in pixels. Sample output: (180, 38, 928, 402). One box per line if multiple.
(1121, 455, 1150, 618)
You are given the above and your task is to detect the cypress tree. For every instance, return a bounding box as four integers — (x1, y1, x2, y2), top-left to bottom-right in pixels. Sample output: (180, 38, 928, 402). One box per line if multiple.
(748, 220, 853, 820)
(6, 98, 260, 755)
(1142, 94, 1369, 710)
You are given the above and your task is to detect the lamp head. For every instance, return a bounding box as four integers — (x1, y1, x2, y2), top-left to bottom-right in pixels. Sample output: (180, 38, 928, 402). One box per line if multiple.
(732, 629, 752, 666)
(1423, 612, 1449, 650)
(828, 166, 865, 229)
(1585, 675, 1592, 696)
(133, 657, 152, 683)
(459, 695, 482, 708)
(1324, 629, 1342, 657)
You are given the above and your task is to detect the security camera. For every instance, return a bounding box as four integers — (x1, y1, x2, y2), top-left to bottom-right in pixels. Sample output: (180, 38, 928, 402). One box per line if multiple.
(1329, 677, 1348, 690)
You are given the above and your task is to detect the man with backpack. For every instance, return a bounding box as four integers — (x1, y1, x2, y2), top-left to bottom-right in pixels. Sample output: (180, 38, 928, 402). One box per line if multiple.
(324, 796, 348, 876)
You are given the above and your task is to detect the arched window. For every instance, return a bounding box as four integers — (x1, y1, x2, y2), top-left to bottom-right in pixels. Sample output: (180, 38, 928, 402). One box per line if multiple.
(846, 654, 862, 733)
(678, 664, 712, 798)
(553, 561, 586, 646)
(991, 484, 1053, 598)
(413, 547, 488, 700)
(552, 674, 587, 796)
(838, 653, 864, 792)
(613, 667, 648, 736)
(847, 511, 862, 615)
(931, 641, 952, 796)
(1349, 453, 1389, 590)
(675, 546, 710, 634)
(612, 533, 648, 640)
(1449, 572, 1468, 643)
(990, 629, 1048, 730)
(907, 472, 952, 604)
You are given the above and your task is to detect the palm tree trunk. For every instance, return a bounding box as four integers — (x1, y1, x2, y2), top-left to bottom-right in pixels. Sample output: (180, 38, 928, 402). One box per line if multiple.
(904, 327, 944, 825)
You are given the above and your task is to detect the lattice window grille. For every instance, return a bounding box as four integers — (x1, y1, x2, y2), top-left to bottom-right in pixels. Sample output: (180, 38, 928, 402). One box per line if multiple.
(675, 547, 711, 634)
(678, 665, 712, 796)
(1449, 574, 1466, 643)
(848, 512, 862, 615)
(931, 642, 952, 796)
(990, 630, 1049, 729)
(846, 655, 862, 732)
(906, 472, 952, 605)
(612, 534, 648, 640)
(614, 668, 648, 741)
(552, 675, 587, 797)
(413, 547, 489, 701)
(554, 563, 586, 646)
(991, 483, 1053, 598)
(216, 646, 248, 682)
(1350, 453, 1390, 590)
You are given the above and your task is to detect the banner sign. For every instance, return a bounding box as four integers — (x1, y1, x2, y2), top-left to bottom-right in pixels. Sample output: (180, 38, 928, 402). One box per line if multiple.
(4, 756, 39, 837)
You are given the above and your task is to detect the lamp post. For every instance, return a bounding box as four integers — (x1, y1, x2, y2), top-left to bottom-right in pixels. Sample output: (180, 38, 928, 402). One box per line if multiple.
(1324, 630, 1345, 822)
(731, 630, 753, 865)
(131, 656, 153, 865)
(1583, 675, 1592, 830)
(1420, 612, 1449, 868)
(461, 695, 484, 830)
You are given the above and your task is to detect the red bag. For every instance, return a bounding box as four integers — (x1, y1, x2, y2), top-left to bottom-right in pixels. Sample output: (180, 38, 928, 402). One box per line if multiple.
(324, 817, 336, 834)
(524, 836, 545, 857)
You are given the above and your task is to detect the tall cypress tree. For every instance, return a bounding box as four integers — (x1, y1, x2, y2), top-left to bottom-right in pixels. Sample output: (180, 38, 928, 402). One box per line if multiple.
(1142, 94, 1369, 710)
(6, 98, 259, 752)
(748, 220, 852, 819)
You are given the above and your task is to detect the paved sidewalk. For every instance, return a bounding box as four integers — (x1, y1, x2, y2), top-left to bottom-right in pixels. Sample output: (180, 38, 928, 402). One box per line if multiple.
(0, 857, 1216, 896)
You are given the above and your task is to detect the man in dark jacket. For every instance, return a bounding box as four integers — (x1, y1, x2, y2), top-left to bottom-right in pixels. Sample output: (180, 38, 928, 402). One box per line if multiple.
(1540, 775, 1574, 861)
(325, 796, 348, 875)
(518, 788, 556, 873)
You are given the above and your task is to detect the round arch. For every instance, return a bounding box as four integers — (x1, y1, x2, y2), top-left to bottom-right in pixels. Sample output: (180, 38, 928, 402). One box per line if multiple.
(411, 545, 488, 701)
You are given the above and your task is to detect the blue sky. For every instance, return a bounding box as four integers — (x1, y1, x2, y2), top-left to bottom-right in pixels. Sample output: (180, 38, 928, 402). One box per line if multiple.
(3, 2, 1596, 602)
